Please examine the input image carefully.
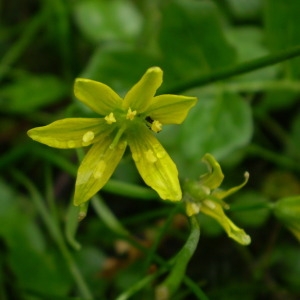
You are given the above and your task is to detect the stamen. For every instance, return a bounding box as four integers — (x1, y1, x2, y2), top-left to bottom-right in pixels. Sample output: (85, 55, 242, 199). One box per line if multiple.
(126, 107, 137, 120)
(82, 131, 94, 143)
(145, 149, 157, 163)
(109, 127, 126, 150)
(204, 200, 216, 209)
(151, 120, 162, 133)
(105, 112, 116, 124)
(186, 202, 201, 216)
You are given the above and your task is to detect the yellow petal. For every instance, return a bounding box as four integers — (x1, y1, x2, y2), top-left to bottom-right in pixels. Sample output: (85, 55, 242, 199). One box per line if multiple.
(199, 153, 224, 190)
(201, 201, 251, 245)
(146, 94, 197, 124)
(27, 118, 113, 148)
(127, 124, 181, 201)
(213, 172, 249, 200)
(123, 67, 163, 113)
(186, 202, 201, 216)
(74, 137, 127, 205)
(74, 78, 122, 115)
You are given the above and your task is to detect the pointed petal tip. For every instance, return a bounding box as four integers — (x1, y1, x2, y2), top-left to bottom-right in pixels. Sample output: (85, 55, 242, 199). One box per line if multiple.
(27, 128, 34, 137)
(147, 66, 162, 74)
(166, 195, 182, 202)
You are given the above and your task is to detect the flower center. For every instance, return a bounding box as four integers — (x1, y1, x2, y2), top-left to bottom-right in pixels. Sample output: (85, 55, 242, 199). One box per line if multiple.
(126, 108, 137, 120)
(145, 116, 163, 133)
(105, 112, 116, 124)
(151, 120, 162, 133)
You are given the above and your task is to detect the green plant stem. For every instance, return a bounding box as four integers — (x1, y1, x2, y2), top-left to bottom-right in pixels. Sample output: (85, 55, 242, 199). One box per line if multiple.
(11, 170, 93, 300)
(142, 204, 182, 274)
(91, 195, 129, 236)
(91, 196, 207, 298)
(65, 203, 82, 250)
(229, 201, 272, 212)
(247, 144, 300, 172)
(31, 146, 158, 200)
(45, 164, 59, 225)
(164, 45, 300, 93)
(115, 267, 167, 300)
(182, 276, 209, 300)
(155, 215, 201, 300)
(0, 9, 46, 81)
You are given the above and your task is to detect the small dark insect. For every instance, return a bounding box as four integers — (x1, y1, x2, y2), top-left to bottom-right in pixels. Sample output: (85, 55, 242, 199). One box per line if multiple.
(145, 116, 154, 124)
(145, 116, 162, 133)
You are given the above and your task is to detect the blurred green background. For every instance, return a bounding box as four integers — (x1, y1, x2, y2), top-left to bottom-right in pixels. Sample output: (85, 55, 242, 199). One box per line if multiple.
(1, 0, 300, 299)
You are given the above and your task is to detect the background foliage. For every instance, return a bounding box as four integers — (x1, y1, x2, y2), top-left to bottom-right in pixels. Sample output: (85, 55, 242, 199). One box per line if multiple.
(1, 0, 300, 299)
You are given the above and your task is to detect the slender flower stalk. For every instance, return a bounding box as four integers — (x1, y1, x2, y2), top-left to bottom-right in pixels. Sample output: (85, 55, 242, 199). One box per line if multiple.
(28, 67, 197, 205)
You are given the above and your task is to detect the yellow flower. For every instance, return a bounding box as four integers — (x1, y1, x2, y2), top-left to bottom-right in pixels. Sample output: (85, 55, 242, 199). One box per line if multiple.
(183, 153, 251, 245)
(27, 67, 197, 205)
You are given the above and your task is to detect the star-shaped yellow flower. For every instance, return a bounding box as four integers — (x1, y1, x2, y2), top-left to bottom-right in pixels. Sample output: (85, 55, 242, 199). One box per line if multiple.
(27, 67, 197, 205)
(183, 153, 251, 245)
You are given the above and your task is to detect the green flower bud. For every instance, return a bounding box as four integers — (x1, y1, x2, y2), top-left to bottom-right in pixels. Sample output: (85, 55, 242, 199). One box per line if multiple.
(183, 153, 251, 245)
(273, 196, 300, 241)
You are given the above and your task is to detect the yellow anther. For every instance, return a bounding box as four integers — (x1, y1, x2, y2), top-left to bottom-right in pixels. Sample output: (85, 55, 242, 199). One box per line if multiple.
(145, 149, 157, 163)
(203, 200, 216, 210)
(151, 120, 162, 133)
(82, 131, 95, 143)
(186, 202, 201, 216)
(126, 107, 137, 120)
(105, 112, 116, 124)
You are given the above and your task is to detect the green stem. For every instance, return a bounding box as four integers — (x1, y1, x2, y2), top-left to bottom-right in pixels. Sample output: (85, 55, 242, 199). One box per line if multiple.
(32, 146, 158, 200)
(0, 9, 46, 81)
(164, 45, 300, 93)
(155, 215, 201, 299)
(11, 170, 93, 300)
(104, 179, 158, 200)
(246, 144, 300, 172)
(142, 204, 182, 274)
(183, 276, 209, 300)
(92, 199, 207, 299)
(230, 201, 273, 212)
(91, 195, 129, 236)
(65, 203, 82, 250)
(116, 267, 167, 300)
(109, 127, 126, 149)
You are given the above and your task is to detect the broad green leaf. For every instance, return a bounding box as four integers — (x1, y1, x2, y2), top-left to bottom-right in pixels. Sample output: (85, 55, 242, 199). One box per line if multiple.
(256, 88, 299, 113)
(0, 73, 68, 113)
(226, 27, 278, 83)
(265, 0, 300, 78)
(224, 0, 262, 21)
(81, 45, 158, 96)
(230, 191, 270, 228)
(272, 245, 300, 292)
(179, 88, 253, 161)
(158, 0, 237, 86)
(73, 0, 142, 43)
(0, 179, 72, 295)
